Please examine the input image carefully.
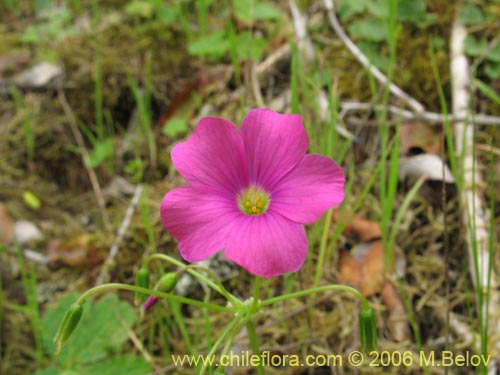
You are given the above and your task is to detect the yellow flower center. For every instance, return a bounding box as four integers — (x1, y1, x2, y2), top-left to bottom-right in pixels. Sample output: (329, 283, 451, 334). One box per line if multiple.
(238, 186, 270, 215)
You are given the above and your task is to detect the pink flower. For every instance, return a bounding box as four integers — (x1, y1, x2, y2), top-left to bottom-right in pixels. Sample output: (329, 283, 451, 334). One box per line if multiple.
(160, 109, 345, 278)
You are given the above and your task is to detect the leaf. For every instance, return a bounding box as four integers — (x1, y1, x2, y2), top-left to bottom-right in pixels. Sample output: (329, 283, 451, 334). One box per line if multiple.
(487, 44, 500, 63)
(162, 118, 188, 138)
(47, 234, 98, 269)
(485, 62, 500, 80)
(332, 209, 381, 242)
(397, 0, 427, 23)
(338, 240, 385, 297)
(381, 282, 410, 341)
(125, 0, 155, 18)
(400, 122, 443, 155)
(358, 41, 390, 69)
(42, 294, 138, 367)
(234, 0, 283, 23)
(157, 3, 179, 26)
(366, 0, 389, 19)
(399, 154, 455, 183)
(458, 5, 485, 26)
(464, 36, 488, 57)
(0, 203, 14, 245)
(349, 18, 388, 42)
(337, 0, 367, 21)
(29, 368, 61, 375)
(235, 32, 268, 61)
(80, 354, 151, 375)
(475, 79, 500, 104)
(187, 31, 229, 58)
(23, 191, 42, 210)
(86, 138, 114, 168)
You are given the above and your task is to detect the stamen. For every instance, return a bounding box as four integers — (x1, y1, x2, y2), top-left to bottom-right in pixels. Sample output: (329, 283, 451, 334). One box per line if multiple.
(238, 186, 270, 216)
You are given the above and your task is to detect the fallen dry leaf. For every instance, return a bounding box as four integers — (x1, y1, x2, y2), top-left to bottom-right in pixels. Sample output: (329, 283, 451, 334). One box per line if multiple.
(47, 234, 101, 269)
(400, 122, 443, 155)
(332, 209, 382, 242)
(362, 241, 385, 296)
(0, 203, 14, 245)
(338, 240, 385, 297)
(381, 282, 410, 342)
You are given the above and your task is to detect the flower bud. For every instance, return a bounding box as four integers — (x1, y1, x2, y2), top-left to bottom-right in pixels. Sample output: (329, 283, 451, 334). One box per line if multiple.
(134, 267, 151, 304)
(157, 272, 178, 293)
(358, 306, 378, 351)
(53, 302, 83, 354)
(143, 272, 178, 312)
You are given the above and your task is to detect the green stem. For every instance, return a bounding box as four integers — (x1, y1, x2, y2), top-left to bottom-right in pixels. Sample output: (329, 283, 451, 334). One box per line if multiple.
(262, 284, 369, 309)
(76, 283, 237, 313)
(313, 208, 334, 288)
(144, 254, 242, 307)
(252, 276, 261, 311)
(246, 320, 265, 375)
(200, 312, 245, 375)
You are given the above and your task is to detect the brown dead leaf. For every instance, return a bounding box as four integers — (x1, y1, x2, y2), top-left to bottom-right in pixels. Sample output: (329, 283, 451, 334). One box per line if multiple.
(0, 203, 14, 245)
(381, 282, 410, 342)
(47, 234, 101, 269)
(0, 53, 30, 79)
(362, 241, 385, 296)
(338, 240, 385, 297)
(338, 251, 363, 288)
(332, 209, 381, 242)
(400, 122, 443, 155)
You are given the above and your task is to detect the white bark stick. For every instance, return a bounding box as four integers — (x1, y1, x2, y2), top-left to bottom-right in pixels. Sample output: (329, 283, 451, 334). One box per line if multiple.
(450, 18, 499, 369)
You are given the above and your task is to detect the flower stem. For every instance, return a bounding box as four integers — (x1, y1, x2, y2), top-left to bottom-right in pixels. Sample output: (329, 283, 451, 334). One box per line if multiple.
(252, 276, 261, 311)
(200, 312, 245, 375)
(76, 283, 237, 313)
(246, 320, 265, 375)
(313, 207, 334, 288)
(261, 284, 369, 309)
(144, 254, 242, 307)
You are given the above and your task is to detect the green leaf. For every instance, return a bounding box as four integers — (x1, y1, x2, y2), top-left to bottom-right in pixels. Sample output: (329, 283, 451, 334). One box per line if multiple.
(162, 118, 188, 137)
(366, 0, 388, 19)
(234, 0, 282, 23)
(464, 36, 488, 57)
(397, 0, 427, 23)
(236, 32, 268, 60)
(29, 368, 61, 375)
(86, 138, 114, 168)
(23, 191, 41, 210)
(187, 31, 230, 58)
(80, 354, 151, 375)
(475, 79, 500, 105)
(157, 3, 178, 26)
(125, 0, 155, 18)
(337, 0, 367, 21)
(458, 5, 485, 26)
(485, 62, 500, 80)
(488, 44, 500, 62)
(358, 41, 390, 70)
(41, 294, 138, 367)
(349, 18, 388, 42)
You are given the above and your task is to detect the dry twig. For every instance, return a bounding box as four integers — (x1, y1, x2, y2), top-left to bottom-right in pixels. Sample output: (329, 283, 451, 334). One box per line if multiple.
(96, 184, 144, 285)
(58, 90, 110, 228)
(289, 0, 355, 140)
(323, 0, 425, 113)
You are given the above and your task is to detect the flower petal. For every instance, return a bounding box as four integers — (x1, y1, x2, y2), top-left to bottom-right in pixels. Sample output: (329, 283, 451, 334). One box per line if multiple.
(160, 187, 238, 262)
(224, 213, 307, 277)
(241, 109, 309, 191)
(172, 117, 249, 194)
(271, 154, 345, 224)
